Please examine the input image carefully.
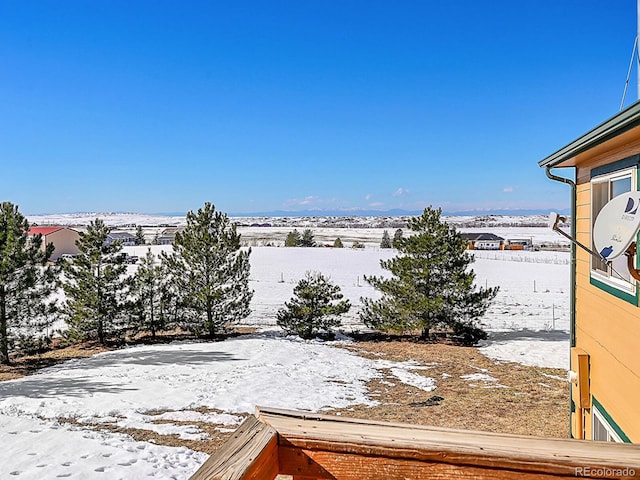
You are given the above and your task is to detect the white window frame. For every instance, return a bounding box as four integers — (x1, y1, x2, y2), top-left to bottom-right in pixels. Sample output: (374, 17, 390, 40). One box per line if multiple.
(592, 405, 623, 442)
(590, 167, 637, 294)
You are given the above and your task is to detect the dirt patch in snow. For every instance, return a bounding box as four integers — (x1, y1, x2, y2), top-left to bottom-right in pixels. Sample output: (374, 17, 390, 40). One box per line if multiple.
(58, 407, 250, 456)
(332, 339, 567, 438)
(0, 341, 110, 381)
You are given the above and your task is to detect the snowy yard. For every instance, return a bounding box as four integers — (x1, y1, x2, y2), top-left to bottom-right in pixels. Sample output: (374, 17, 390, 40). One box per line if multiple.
(1, 241, 571, 479)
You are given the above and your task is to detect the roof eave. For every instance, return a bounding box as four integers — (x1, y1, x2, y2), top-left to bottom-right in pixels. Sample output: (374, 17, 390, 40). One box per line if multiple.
(539, 100, 640, 169)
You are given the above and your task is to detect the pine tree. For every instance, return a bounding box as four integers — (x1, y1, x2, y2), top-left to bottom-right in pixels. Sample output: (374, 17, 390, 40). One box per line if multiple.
(0, 202, 57, 364)
(277, 271, 350, 339)
(161, 202, 253, 337)
(60, 219, 130, 344)
(392, 228, 403, 248)
(333, 237, 344, 248)
(300, 229, 316, 247)
(135, 226, 146, 245)
(285, 229, 301, 247)
(360, 207, 498, 344)
(380, 230, 392, 249)
(130, 249, 174, 337)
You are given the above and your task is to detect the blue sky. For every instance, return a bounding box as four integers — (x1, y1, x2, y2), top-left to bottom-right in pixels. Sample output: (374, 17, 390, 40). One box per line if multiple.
(1, 1, 638, 215)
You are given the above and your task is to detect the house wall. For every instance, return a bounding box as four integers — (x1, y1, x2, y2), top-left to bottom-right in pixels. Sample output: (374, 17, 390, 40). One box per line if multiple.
(45, 229, 81, 260)
(571, 161, 640, 442)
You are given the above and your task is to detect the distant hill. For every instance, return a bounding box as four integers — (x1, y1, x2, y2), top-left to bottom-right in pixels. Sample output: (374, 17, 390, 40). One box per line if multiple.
(26, 211, 570, 229)
(228, 208, 571, 218)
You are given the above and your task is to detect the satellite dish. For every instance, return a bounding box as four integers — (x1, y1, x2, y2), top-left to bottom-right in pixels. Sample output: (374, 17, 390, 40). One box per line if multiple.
(593, 191, 640, 260)
(548, 212, 560, 230)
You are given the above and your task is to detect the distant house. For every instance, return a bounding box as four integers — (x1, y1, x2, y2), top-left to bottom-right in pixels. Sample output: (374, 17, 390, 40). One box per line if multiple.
(156, 227, 185, 245)
(460, 233, 504, 250)
(106, 231, 136, 246)
(28, 226, 80, 261)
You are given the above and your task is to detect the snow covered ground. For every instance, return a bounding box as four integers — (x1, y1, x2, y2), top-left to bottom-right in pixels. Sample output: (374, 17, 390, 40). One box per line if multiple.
(0, 335, 447, 478)
(2, 220, 572, 479)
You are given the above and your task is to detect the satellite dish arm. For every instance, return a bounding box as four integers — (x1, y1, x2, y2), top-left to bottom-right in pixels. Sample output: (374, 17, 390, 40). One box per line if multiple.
(551, 210, 640, 282)
(550, 214, 608, 262)
(625, 244, 640, 282)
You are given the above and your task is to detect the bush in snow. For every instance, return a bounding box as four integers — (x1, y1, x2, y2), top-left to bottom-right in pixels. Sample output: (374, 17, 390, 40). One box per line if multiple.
(300, 229, 316, 247)
(285, 228, 316, 247)
(392, 228, 403, 248)
(284, 229, 301, 247)
(277, 271, 350, 340)
(380, 230, 392, 249)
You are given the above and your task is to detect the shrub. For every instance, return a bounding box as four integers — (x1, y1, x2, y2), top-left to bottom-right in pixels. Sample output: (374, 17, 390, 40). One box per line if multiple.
(277, 272, 350, 339)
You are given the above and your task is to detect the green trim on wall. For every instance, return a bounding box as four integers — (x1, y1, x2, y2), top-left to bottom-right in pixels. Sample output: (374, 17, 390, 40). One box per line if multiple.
(570, 397, 575, 439)
(587, 160, 640, 305)
(592, 396, 632, 443)
(589, 276, 638, 305)
(591, 154, 640, 178)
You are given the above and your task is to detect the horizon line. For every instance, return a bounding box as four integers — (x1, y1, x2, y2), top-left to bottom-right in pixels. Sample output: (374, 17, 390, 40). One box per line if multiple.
(25, 207, 571, 218)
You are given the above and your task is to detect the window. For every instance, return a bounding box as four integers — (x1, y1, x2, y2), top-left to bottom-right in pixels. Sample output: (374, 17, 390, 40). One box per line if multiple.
(593, 406, 623, 442)
(591, 167, 636, 293)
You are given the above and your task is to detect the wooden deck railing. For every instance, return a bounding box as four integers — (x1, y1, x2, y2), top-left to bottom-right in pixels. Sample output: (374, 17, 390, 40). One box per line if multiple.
(190, 407, 640, 479)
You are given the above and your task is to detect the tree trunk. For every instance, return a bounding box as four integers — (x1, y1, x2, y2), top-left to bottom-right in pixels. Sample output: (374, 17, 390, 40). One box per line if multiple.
(0, 285, 9, 365)
(207, 299, 214, 337)
(150, 289, 156, 338)
(97, 319, 105, 345)
(420, 326, 430, 341)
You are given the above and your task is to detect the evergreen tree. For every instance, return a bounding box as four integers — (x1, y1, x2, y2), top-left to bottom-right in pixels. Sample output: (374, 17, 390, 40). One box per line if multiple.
(300, 229, 316, 247)
(161, 202, 253, 337)
(285, 229, 301, 247)
(60, 219, 130, 344)
(0, 202, 57, 364)
(135, 226, 146, 245)
(392, 228, 404, 248)
(360, 207, 498, 344)
(333, 237, 344, 248)
(277, 271, 350, 339)
(130, 249, 174, 337)
(380, 230, 392, 249)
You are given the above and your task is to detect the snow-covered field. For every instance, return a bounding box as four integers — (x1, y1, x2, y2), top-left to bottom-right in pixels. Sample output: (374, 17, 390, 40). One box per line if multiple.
(1, 220, 571, 479)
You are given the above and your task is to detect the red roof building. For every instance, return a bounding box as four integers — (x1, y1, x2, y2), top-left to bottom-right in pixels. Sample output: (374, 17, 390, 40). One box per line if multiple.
(28, 226, 80, 261)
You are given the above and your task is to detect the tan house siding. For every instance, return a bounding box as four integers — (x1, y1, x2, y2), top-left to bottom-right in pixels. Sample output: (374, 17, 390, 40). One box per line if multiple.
(30, 228, 81, 260)
(570, 161, 640, 442)
(540, 106, 640, 443)
(46, 229, 80, 260)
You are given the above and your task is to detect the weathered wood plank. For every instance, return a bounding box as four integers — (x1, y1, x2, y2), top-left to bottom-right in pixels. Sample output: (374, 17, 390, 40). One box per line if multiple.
(278, 446, 601, 480)
(190, 415, 279, 480)
(257, 407, 640, 479)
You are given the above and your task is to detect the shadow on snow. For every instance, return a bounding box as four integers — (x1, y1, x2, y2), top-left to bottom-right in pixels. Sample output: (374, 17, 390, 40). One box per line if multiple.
(483, 329, 570, 343)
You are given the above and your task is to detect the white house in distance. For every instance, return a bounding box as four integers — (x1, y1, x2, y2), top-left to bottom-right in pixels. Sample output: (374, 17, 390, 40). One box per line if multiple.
(460, 233, 504, 250)
(28, 226, 80, 261)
